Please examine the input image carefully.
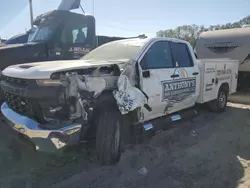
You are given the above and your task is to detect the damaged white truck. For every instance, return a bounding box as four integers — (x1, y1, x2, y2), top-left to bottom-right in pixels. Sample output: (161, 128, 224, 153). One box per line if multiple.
(0, 37, 239, 164)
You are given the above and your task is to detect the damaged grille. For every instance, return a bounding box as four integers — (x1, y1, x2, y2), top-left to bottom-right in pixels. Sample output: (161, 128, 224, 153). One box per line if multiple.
(3, 91, 42, 120)
(4, 91, 33, 115)
(1, 76, 40, 119)
(1, 77, 57, 123)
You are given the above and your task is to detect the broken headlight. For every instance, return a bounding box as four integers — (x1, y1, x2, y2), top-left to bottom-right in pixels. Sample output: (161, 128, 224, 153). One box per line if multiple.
(36, 79, 62, 86)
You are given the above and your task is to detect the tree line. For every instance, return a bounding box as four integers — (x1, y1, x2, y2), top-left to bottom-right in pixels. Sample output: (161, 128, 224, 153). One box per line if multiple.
(156, 15, 250, 47)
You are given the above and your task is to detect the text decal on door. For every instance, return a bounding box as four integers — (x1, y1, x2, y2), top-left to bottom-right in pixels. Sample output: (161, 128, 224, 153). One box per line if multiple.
(161, 78, 196, 103)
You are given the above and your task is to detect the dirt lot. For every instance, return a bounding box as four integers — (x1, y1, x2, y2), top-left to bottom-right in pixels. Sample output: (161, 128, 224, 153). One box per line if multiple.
(1, 102, 250, 188)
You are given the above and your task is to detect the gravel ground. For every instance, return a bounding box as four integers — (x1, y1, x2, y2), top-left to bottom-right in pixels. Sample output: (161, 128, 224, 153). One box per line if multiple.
(1, 102, 250, 188)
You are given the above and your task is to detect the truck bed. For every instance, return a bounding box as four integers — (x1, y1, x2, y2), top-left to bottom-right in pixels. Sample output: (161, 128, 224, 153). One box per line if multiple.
(196, 58, 239, 104)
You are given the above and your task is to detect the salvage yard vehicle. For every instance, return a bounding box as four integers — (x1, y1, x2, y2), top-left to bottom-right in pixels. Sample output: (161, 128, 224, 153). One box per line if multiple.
(0, 37, 239, 165)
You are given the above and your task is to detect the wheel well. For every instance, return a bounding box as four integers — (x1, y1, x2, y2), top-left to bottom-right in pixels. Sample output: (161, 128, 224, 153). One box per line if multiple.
(220, 83, 229, 94)
(89, 90, 118, 134)
(93, 89, 138, 124)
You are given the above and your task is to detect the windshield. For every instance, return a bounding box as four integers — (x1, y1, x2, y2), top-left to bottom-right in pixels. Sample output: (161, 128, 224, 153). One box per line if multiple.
(5, 33, 28, 44)
(28, 26, 55, 42)
(81, 40, 145, 62)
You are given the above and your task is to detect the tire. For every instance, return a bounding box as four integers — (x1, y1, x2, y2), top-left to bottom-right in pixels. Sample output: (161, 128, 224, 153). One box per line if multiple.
(95, 109, 122, 165)
(207, 86, 228, 112)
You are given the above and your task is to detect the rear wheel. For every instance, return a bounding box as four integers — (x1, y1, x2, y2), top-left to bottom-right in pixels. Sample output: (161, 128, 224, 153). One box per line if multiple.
(207, 86, 228, 112)
(95, 110, 122, 165)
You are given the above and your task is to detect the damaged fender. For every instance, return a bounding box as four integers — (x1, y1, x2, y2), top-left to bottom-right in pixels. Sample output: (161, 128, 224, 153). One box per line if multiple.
(113, 75, 148, 115)
(61, 72, 107, 97)
(60, 72, 107, 120)
(60, 68, 148, 118)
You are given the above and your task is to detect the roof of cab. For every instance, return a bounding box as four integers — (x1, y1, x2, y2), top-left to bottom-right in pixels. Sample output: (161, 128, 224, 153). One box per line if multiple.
(107, 37, 190, 47)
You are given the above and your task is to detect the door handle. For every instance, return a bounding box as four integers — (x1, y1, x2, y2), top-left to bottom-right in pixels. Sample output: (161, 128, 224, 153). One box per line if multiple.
(215, 78, 218, 85)
(171, 74, 179, 78)
(192, 72, 199, 76)
(142, 70, 150, 78)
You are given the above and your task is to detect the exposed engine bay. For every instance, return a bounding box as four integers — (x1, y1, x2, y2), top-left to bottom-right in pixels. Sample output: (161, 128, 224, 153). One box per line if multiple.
(44, 64, 148, 125)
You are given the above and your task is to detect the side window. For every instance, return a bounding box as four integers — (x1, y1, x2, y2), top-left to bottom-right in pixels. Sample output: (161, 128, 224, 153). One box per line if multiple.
(72, 27, 88, 44)
(61, 23, 88, 45)
(142, 41, 173, 69)
(170, 42, 194, 67)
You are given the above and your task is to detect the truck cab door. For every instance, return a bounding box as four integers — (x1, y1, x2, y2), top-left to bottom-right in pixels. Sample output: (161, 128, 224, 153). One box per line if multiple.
(138, 41, 176, 121)
(167, 41, 200, 112)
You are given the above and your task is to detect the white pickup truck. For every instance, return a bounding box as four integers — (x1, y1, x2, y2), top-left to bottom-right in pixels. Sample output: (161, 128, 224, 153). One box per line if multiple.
(0, 37, 239, 165)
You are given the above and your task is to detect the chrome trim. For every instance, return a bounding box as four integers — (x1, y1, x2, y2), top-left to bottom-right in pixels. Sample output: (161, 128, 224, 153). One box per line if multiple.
(1, 102, 82, 152)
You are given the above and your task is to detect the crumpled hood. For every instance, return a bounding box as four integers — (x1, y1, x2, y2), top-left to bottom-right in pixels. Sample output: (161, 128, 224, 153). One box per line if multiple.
(2, 60, 123, 79)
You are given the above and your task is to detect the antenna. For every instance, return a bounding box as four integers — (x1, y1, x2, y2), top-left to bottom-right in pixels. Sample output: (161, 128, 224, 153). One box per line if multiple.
(79, 4, 85, 14)
(28, 0, 34, 28)
(92, 0, 95, 16)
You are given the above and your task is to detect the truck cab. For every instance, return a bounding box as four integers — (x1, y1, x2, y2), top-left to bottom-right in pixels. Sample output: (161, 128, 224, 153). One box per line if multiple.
(0, 10, 96, 68)
(0, 10, 134, 101)
(137, 38, 201, 120)
(0, 10, 131, 71)
(30, 10, 96, 60)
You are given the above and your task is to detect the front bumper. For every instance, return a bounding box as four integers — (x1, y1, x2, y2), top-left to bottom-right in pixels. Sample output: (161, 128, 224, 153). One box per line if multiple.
(1, 102, 82, 152)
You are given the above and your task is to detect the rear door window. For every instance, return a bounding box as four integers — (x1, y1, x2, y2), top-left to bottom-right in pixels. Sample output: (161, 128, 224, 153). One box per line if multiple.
(170, 42, 194, 67)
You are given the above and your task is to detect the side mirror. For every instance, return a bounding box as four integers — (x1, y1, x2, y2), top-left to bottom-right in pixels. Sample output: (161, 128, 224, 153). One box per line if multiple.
(140, 55, 148, 70)
(142, 70, 150, 78)
(140, 55, 151, 78)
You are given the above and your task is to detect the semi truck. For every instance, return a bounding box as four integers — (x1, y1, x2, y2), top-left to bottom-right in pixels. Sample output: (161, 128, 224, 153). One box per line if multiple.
(0, 10, 137, 70)
(0, 2, 145, 101)
(0, 37, 239, 165)
(194, 27, 250, 91)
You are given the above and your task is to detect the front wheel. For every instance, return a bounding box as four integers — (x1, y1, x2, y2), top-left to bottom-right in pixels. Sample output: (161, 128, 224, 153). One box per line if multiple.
(95, 110, 122, 165)
(207, 86, 228, 112)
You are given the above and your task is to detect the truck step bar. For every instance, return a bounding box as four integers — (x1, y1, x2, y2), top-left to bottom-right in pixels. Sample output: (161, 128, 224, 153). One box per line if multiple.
(142, 108, 198, 133)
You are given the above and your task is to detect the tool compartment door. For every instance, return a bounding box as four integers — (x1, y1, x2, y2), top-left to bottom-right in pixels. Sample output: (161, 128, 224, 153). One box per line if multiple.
(202, 61, 218, 103)
(202, 60, 234, 103)
(230, 61, 239, 94)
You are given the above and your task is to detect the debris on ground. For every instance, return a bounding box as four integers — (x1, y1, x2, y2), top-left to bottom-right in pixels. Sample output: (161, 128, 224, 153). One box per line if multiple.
(137, 167, 148, 176)
(1, 103, 250, 188)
